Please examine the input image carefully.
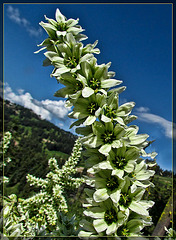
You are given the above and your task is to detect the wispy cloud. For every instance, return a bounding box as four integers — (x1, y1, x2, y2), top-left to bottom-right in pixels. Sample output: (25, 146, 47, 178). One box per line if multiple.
(4, 83, 71, 123)
(6, 5, 42, 37)
(136, 106, 150, 113)
(135, 107, 175, 139)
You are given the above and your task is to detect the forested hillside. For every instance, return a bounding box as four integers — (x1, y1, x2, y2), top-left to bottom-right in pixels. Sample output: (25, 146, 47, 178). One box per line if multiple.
(1, 99, 78, 198)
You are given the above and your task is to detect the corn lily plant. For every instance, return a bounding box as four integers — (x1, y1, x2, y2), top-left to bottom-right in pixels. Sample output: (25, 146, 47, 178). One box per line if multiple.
(37, 8, 157, 238)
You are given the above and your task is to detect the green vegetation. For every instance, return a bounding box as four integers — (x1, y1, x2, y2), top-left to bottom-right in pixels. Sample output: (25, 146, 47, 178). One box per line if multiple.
(143, 175, 173, 235)
(1, 99, 77, 199)
(45, 150, 69, 161)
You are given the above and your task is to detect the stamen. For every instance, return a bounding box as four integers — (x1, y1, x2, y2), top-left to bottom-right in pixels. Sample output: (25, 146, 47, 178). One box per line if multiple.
(87, 102, 98, 115)
(106, 176, 119, 191)
(57, 23, 67, 31)
(117, 226, 130, 237)
(104, 106, 117, 119)
(111, 156, 127, 169)
(104, 208, 118, 225)
(65, 56, 78, 68)
(102, 131, 116, 144)
(88, 78, 101, 90)
(119, 193, 131, 207)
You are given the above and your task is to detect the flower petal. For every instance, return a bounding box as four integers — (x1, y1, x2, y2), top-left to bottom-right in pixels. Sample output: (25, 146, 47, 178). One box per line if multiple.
(93, 188, 109, 202)
(55, 8, 66, 22)
(95, 161, 113, 170)
(82, 87, 94, 98)
(101, 79, 122, 88)
(117, 102, 135, 117)
(126, 219, 143, 233)
(124, 161, 135, 173)
(93, 219, 108, 233)
(112, 140, 122, 148)
(106, 222, 118, 235)
(112, 169, 124, 179)
(129, 201, 149, 216)
(84, 115, 96, 125)
(84, 207, 105, 219)
(101, 114, 111, 123)
(110, 189, 121, 204)
(129, 134, 149, 145)
(136, 170, 155, 180)
(139, 200, 155, 209)
(99, 144, 111, 156)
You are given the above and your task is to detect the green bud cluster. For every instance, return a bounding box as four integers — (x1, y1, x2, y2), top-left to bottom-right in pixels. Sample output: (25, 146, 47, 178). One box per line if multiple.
(0, 132, 12, 192)
(37, 9, 157, 238)
(3, 138, 83, 235)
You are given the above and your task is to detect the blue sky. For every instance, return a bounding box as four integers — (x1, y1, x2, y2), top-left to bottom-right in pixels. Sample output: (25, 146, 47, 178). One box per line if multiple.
(3, 3, 173, 170)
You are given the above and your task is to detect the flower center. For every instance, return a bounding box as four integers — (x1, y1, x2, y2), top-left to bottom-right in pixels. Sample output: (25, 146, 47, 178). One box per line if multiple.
(65, 56, 78, 68)
(102, 131, 116, 144)
(88, 78, 101, 91)
(57, 23, 68, 31)
(74, 81, 83, 92)
(111, 156, 128, 170)
(119, 193, 131, 207)
(128, 172, 136, 178)
(87, 102, 98, 115)
(104, 208, 118, 225)
(117, 226, 130, 237)
(106, 176, 119, 191)
(104, 106, 117, 119)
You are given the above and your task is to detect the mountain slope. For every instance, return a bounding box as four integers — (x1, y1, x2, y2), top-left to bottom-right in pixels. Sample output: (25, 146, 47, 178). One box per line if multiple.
(2, 99, 77, 198)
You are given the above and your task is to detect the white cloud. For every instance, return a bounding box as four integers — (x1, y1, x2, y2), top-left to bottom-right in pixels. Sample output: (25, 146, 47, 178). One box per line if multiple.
(136, 106, 150, 113)
(4, 83, 71, 122)
(136, 107, 175, 139)
(17, 88, 24, 94)
(31, 98, 71, 120)
(6, 5, 42, 37)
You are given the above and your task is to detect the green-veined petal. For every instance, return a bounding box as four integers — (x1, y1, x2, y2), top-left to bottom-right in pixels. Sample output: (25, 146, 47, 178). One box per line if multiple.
(101, 79, 122, 88)
(93, 219, 108, 233)
(110, 189, 121, 204)
(82, 87, 94, 98)
(99, 144, 111, 156)
(129, 201, 149, 216)
(93, 188, 109, 202)
(84, 115, 96, 125)
(112, 140, 122, 148)
(112, 169, 124, 179)
(129, 134, 149, 145)
(106, 222, 118, 235)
